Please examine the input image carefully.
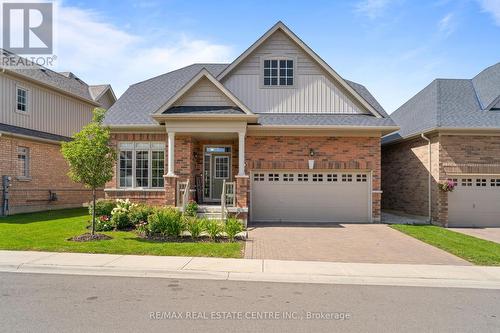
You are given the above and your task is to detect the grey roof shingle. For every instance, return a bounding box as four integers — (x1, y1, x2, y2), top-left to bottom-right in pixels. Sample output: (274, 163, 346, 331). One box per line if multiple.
(384, 63, 500, 144)
(103, 64, 228, 125)
(1, 49, 110, 103)
(104, 63, 392, 127)
(89, 84, 110, 100)
(255, 114, 395, 126)
(165, 106, 245, 115)
(0, 123, 71, 142)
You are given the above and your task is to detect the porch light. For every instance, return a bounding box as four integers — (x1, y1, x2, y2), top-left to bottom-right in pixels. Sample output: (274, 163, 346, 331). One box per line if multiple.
(309, 148, 315, 157)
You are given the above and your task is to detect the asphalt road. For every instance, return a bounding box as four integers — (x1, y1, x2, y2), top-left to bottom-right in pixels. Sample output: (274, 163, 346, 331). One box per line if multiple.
(1, 272, 499, 333)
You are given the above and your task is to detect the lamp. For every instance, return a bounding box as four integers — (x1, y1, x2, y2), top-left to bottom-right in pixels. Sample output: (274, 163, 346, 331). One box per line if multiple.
(309, 148, 315, 157)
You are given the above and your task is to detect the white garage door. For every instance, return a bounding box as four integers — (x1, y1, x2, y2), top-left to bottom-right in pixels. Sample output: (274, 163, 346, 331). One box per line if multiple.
(448, 177, 500, 227)
(251, 171, 371, 223)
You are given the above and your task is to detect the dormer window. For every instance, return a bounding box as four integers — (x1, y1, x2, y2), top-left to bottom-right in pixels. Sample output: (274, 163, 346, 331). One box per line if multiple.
(263, 59, 294, 86)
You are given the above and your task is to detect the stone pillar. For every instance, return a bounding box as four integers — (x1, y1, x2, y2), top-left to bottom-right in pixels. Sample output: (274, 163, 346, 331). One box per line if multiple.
(164, 175, 177, 206)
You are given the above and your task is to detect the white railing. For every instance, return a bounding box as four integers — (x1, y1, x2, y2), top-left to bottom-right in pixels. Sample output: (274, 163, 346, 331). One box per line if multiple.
(182, 179, 190, 210)
(177, 180, 190, 209)
(221, 180, 227, 221)
(220, 180, 236, 221)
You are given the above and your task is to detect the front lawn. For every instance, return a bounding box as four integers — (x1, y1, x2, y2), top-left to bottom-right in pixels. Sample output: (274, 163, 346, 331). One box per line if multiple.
(391, 224, 500, 266)
(0, 208, 243, 258)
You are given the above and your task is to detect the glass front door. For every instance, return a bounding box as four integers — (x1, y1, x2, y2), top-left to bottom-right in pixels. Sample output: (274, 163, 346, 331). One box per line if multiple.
(203, 146, 231, 202)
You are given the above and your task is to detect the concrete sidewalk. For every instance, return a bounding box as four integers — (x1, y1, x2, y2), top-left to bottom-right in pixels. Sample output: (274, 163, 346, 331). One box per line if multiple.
(1, 250, 500, 289)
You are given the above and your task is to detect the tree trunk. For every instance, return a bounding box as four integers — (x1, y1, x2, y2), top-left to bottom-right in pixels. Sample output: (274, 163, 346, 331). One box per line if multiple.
(91, 188, 96, 235)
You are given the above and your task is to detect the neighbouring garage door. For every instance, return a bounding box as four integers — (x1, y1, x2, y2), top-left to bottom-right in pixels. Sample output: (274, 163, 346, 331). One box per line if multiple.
(251, 171, 371, 223)
(448, 176, 500, 227)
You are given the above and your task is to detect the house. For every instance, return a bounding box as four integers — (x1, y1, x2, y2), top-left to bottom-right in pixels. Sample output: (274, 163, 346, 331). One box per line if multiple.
(0, 49, 116, 215)
(382, 63, 500, 227)
(103, 21, 397, 223)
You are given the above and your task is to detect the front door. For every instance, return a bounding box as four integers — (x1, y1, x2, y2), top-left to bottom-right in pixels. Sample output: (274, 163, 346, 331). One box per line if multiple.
(203, 146, 231, 202)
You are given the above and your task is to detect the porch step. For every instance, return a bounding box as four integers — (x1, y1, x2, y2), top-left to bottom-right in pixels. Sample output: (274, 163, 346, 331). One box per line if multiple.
(197, 205, 223, 220)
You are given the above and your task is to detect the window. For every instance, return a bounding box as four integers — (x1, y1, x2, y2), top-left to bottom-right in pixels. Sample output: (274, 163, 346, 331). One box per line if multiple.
(16, 87, 28, 112)
(263, 59, 293, 86)
(356, 174, 367, 182)
(476, 178, 487, 187)
(268, 173, 280, 182)
(214, 156, 229, 179)
(327, 174, 338, 182)
(17, 147, 29, 178)
(342, 174, 353, 182)
(461, 178, 472, 187)
(312, 174, 323, 182)
(491, 179, 500, 187)
(298, 173, 308, 182)
(253, 173, 264, 182)
(118, 142, 165, 188)
(283, 173, 294, 182)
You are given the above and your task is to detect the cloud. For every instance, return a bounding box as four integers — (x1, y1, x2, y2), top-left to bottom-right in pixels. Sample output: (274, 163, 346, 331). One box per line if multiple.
(477, 0, 500, 25)
(50, 1, 233, 96)
(438, 13, 456, 36)
(354, 0, 395, 19)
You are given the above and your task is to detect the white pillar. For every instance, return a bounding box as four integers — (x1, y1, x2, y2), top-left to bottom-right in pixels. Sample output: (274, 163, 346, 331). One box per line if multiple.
(167, 131, 175, 176)
(238, 132, 246, 176)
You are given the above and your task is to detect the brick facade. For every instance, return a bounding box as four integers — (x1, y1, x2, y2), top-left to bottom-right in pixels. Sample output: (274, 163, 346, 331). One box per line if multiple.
(107, 133, 382, 222)
(0, 135, 101, 215)
(245, 136, 382, 222)
(382, 134, 500, 226)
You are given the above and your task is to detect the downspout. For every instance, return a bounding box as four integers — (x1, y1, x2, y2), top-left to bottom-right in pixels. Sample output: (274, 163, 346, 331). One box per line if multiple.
(421, 133, 432, 224)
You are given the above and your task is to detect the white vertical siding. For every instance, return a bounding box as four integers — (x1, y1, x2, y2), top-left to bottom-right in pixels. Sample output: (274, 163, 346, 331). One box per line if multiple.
(222, 30, 368, 114)
(174, 77, 236, 107)
(0, 73, 94, 137)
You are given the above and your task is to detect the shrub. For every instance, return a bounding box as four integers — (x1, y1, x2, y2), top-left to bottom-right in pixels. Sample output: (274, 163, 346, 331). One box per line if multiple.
(129, 204, 155, 226)
(224, 218, 244, 242)
(89, 199, 115, 217)
(147, 208, 184, 237)
(95, 215, 113, 232)
(185, 217, 205, 239)
(110, 199, 136, 230)
(184, 201, 198, 217)
(111, 211, 132, 230)
(205, 220, 224, 240)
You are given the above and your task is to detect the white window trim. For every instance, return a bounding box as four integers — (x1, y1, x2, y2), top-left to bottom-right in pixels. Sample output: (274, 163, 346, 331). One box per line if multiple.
(214, 155, 230, 180)
(17, 146, 31, 180)
(117, 142, 165, 189)
(259, 55, 297, 89)
(15, 84, 30, 115)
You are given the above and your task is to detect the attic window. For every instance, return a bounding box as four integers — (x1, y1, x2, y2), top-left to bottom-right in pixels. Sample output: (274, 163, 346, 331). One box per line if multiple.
(263, 59, 293, 86)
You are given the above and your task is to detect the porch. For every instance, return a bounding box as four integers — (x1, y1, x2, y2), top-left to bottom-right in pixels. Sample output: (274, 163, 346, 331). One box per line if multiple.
(162, 121, 250, 218)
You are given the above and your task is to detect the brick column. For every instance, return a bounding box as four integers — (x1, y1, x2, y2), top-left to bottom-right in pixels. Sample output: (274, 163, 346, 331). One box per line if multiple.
(372, 192, 381, 222)
(235, 175, 249, 223)
(164, 176, 177, 206)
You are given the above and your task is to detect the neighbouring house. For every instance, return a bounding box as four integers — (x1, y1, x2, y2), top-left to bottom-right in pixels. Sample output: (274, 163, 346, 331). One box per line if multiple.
(382, 63, 500, 227)
(103, 21, 397, 223)
(0, 49, 116, 215)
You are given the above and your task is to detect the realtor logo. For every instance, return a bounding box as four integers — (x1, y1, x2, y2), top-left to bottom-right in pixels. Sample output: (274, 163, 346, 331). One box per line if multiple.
(2, 2, 53, 54)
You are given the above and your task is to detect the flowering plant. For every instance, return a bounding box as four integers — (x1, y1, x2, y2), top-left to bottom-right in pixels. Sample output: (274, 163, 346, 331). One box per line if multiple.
(438, 179, 456, 192)
(111, 199, 137, 216)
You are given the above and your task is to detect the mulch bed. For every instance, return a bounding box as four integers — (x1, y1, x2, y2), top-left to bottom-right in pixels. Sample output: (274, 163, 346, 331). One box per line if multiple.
(68, 233, 112, 242)
(139, 233, 242, 243)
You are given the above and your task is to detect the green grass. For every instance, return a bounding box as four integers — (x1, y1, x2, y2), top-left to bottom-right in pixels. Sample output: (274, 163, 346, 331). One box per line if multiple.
(0, 208, 243, 258)
(391, 224, 500, 266)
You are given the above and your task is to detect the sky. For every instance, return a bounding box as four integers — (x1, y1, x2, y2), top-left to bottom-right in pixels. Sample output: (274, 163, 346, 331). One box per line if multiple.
(14, 0, 500, 113)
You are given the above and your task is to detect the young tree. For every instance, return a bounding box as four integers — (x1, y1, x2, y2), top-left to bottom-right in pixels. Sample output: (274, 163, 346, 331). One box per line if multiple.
(62, 108, 116, 235)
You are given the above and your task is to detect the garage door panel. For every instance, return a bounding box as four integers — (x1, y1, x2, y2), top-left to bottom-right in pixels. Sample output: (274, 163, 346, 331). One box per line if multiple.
(448, 176, 500, 227)
(251, 171, 370, 223)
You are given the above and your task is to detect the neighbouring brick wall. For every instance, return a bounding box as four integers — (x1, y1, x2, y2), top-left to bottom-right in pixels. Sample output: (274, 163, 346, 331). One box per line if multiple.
(437, 135, 500, 226)
(0, 135, 102, 215)
(245, 136, 381, 221)
(381, 136, 439, 220)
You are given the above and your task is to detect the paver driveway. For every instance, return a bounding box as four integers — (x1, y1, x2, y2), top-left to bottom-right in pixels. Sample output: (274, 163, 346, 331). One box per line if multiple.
(244, 223, 470, 265)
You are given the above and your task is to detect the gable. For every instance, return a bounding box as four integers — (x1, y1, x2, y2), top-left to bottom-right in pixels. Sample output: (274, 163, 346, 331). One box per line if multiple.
(173, 76, 236, 107)
(221, 29, 370, 115)
(97, 90, 116, 109)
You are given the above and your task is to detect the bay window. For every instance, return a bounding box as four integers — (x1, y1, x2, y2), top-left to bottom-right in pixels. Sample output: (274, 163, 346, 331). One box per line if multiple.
(118, 142, 165, 188)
